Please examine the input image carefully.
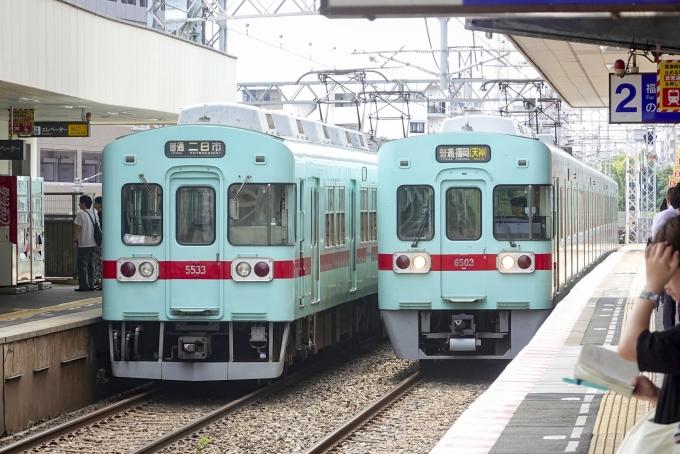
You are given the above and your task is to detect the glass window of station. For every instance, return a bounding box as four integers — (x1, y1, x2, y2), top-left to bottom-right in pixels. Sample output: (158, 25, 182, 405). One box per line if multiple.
(397, 185, 434, 241)
(228, 183, 296, 245)
(121, 184, 162, 245)
(493, 185, 552, 241)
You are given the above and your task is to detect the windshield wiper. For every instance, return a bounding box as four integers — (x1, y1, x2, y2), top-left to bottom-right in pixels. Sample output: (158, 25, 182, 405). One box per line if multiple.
(411, 207, 431, 248)
(233, 175, 252, 202)
(496, 207, 517, 248)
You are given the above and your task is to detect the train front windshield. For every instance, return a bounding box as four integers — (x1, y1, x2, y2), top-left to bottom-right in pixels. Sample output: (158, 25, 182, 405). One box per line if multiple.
(493, 185, 552, 241)
(228, 183, 296, 245)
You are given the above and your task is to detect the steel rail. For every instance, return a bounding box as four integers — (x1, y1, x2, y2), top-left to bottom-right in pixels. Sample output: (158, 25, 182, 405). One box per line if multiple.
(304, 370, 422, 454)
(0, 387, 159, 454)
(131, 337, 382, 454)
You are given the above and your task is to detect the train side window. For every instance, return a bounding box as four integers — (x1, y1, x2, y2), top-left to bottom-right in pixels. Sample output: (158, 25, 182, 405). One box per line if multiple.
(337, 187, 346, 245)
(396, 185, 434, 242)
(445, 188, 481, 241)
(121, 183, 162, 245)
(176, 186, 216, 246)
(369, 187, 377, 242)
(228, 183, 296, 246)
(493, 185, 552, 241)
(325, 186, 336, 248)
(360, 187, 369, 243)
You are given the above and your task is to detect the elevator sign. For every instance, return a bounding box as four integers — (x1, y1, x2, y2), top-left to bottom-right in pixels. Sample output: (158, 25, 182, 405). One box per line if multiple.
(610, 73, 680, 124)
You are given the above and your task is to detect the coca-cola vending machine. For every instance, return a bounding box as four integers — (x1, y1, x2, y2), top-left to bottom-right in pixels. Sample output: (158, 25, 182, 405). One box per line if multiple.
(0, 176, 40, 286)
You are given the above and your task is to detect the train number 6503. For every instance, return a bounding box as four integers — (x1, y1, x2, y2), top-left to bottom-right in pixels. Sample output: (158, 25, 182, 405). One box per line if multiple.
(453, 258, 474, 267)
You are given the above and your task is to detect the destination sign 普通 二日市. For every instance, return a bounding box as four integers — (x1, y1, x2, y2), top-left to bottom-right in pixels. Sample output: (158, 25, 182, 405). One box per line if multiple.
(165, 141, 226, 158)
(436, 145, 490, 163)
(33, 122, 89, 137)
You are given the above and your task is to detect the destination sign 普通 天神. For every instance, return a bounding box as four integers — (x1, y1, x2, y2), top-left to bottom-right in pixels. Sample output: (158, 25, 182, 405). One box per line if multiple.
(436, 145, 490, 163)
(0, 140, 25, 160)
(33, 122, 89, 137)
(165, 141, 226, 158)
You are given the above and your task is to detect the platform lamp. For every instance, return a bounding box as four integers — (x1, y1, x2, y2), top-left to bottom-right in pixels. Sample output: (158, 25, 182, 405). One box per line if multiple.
(614, 59, 627, 77)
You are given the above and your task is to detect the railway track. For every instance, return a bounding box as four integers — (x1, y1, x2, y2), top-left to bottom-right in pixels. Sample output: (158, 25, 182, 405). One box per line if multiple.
(0, 338, 383, 454)
(304, 371, 422, 454)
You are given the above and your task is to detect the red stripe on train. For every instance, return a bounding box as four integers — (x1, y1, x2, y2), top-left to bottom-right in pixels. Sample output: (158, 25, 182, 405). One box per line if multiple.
(378, 253, 553, 271)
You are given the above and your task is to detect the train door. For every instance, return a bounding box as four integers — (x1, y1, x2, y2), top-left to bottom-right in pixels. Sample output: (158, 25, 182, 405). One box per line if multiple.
(552, 182, 559, 297)
(349, 179, 358, 292)
(310, 178, 320, 304)
(440, 181, 486, 301)
(167, 172, 222, 316)
(298, 179, 307, 307)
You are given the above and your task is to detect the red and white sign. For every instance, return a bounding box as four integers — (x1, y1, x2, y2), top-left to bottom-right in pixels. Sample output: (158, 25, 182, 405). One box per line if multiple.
(0, 185, 9, 227)
(657, 60, 680, 112)
(11, 109, 34, 135)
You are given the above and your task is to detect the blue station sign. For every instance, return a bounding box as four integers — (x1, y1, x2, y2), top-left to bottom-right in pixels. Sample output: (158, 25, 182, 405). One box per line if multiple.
(609, 73, 680, 124)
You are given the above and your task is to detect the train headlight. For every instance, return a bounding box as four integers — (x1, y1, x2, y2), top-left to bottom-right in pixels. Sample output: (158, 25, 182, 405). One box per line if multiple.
(138, 262, 155, 278)
(235, 262, 252, 277)
(412, 255, 427, 270)
(395, 255, 410, 270)
(120, 262, 136, 278)
(501, 255, 515, 270)
(393, 252, 431, 274)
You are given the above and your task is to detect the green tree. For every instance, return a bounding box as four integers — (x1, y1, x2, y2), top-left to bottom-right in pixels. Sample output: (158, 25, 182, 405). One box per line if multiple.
(606, 155, 627, 211)
(656, 165, 673, 210)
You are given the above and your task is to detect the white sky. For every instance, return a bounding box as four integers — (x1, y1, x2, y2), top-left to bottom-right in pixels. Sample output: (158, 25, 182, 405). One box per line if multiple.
(223, 16, 532, 82)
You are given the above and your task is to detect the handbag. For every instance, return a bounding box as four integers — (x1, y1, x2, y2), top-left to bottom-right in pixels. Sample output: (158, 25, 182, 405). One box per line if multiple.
(85, 210, 102, 247)
(616, 410, 679, 454)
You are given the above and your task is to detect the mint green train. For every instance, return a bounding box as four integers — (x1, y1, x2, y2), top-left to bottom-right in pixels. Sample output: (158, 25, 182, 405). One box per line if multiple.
(103, 104, 379, 381)
(378, 116, 618, 360)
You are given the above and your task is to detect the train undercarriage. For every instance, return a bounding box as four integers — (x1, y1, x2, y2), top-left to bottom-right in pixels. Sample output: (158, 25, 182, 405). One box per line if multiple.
(109, 296, 380, 381)
(381, 308, 551, 359)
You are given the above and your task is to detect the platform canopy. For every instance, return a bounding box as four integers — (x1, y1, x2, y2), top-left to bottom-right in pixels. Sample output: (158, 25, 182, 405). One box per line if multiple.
(1, 0, 237, 125)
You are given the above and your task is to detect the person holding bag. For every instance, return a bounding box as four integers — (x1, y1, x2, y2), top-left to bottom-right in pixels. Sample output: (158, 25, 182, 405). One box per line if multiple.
(73, 195, 100, 292)
(617, 216, 680, 453)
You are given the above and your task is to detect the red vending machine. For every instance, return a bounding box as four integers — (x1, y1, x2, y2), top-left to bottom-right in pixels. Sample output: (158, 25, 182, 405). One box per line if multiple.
(0, 176, 33, 286)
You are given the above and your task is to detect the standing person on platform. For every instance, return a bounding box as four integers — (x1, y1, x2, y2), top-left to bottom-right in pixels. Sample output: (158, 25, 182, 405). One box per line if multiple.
(93, 196, 103, 291)
(619, 217, 680, 425)
(652, 186, 680, 329)
(73, 195, 97, 292)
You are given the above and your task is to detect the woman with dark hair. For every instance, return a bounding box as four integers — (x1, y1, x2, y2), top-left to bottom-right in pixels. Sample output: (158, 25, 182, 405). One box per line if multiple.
(619, 216, 680, 425)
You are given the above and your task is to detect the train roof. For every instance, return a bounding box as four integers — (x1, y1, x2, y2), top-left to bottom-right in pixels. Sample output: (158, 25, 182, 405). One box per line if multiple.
(178, 103, 370, 151)
(440, 115, 538, 139)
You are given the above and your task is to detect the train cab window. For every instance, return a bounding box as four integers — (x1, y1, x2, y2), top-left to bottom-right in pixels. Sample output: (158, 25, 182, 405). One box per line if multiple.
(397, 185, 434, 241)
(445, 188, 481, 240)
(176, 187, 216, 245)
(228, 183, 296, 246)
(121, 184, 162, 245)
(493, 185, 552, 241)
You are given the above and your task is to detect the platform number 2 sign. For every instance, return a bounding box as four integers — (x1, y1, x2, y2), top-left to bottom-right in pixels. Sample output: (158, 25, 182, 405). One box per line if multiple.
(610, 74, 643, 123)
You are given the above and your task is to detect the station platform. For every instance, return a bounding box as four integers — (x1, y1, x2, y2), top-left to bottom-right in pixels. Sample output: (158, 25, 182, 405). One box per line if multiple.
(431, 245, 658, 454)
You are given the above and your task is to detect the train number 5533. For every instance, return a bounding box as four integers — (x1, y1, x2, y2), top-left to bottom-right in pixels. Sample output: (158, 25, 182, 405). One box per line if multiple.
(186, 265, 207, 275)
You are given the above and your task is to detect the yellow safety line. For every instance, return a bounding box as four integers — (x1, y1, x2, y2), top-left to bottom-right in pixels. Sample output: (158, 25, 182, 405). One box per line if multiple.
(589, 252, 653, 454)
(0, 297, 101, 322)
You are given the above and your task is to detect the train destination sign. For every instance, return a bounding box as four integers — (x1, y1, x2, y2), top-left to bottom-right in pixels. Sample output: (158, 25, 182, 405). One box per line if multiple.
(436, 145, 490, 163)
(33, 122, 90, 137)
(165, 141, 226, 158)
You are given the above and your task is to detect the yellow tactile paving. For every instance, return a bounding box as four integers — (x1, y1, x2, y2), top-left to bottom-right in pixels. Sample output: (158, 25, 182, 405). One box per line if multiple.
(588, 253, 656, 454)
(0, 297, 101, 322)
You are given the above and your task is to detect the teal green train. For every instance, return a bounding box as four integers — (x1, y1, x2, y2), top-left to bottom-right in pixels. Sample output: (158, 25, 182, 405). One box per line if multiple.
(377, 115, 618, 359)
(102, 104, 379, 381)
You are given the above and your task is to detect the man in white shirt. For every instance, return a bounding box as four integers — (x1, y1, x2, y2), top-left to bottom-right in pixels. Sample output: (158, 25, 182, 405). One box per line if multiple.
(73, 195, 98, 292)
(651, 186, 680, 329)
(651, 187, 679, 239)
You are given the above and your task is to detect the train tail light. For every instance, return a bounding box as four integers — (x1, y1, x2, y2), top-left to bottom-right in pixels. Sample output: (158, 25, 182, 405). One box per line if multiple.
(393, 252, 431, 274)
(232, 258, 274, 281)
(497, 252, 535, 274)
(117, 258, 159, 281)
